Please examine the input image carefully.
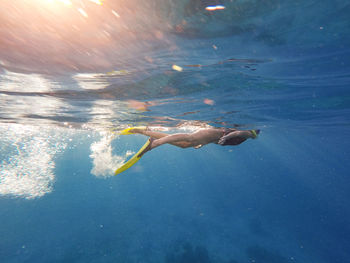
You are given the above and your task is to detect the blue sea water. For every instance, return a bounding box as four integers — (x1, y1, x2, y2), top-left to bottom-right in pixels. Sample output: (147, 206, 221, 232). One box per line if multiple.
(1, 0, 350, 262)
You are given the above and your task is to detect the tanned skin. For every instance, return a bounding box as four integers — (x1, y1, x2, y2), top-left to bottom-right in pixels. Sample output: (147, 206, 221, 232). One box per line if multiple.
(128, 127, 259, 157)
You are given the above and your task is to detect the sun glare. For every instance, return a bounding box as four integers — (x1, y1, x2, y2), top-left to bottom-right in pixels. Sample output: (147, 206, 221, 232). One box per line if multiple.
(40, 0, 102, 7)
(59, 0, 72, 5)
(89, 0, 103, 5)
(44, 0, 72, 5)
(30, 0, 104, 20)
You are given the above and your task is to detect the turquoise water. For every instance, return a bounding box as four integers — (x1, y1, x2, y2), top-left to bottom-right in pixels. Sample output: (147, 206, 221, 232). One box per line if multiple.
(1, 0, 350, 262)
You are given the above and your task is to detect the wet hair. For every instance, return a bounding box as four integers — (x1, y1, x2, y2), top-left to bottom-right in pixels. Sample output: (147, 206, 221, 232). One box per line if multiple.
(221, 136, 247, 146)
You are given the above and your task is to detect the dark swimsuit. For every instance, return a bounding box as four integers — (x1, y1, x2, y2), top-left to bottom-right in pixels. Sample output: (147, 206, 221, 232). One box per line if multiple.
(220, 128, 247, 146)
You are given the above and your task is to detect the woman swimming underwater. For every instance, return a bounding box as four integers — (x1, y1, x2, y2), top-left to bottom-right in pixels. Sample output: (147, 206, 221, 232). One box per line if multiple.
(123, 126, 260, 157)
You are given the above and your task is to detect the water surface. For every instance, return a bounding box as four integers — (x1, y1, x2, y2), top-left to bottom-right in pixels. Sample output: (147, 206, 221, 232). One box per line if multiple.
(1, 0, 350, 262)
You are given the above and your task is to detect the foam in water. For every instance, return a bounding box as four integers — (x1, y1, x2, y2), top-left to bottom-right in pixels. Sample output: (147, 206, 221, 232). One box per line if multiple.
(0, 124, 66, 199)
(89, 132, 134, 177)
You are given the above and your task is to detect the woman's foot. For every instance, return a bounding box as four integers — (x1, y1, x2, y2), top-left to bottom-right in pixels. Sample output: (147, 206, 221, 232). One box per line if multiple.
(137, 137, 155, 157)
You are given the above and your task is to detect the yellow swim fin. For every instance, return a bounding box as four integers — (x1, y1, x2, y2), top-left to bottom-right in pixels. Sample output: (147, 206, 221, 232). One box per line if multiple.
(250, 129, 260, 139)
(119, 126, 147, 135)
(114, 139, 150, 175)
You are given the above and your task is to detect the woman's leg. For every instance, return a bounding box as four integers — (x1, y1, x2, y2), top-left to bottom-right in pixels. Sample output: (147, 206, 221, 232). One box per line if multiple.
(150, 133, 194, 150)
(137, 133, 195, 157)
(139, 128, 223, 150)
(131, 128, 192, 148)
(137, 129, 221, 157)
(133, 129, 168, 139)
